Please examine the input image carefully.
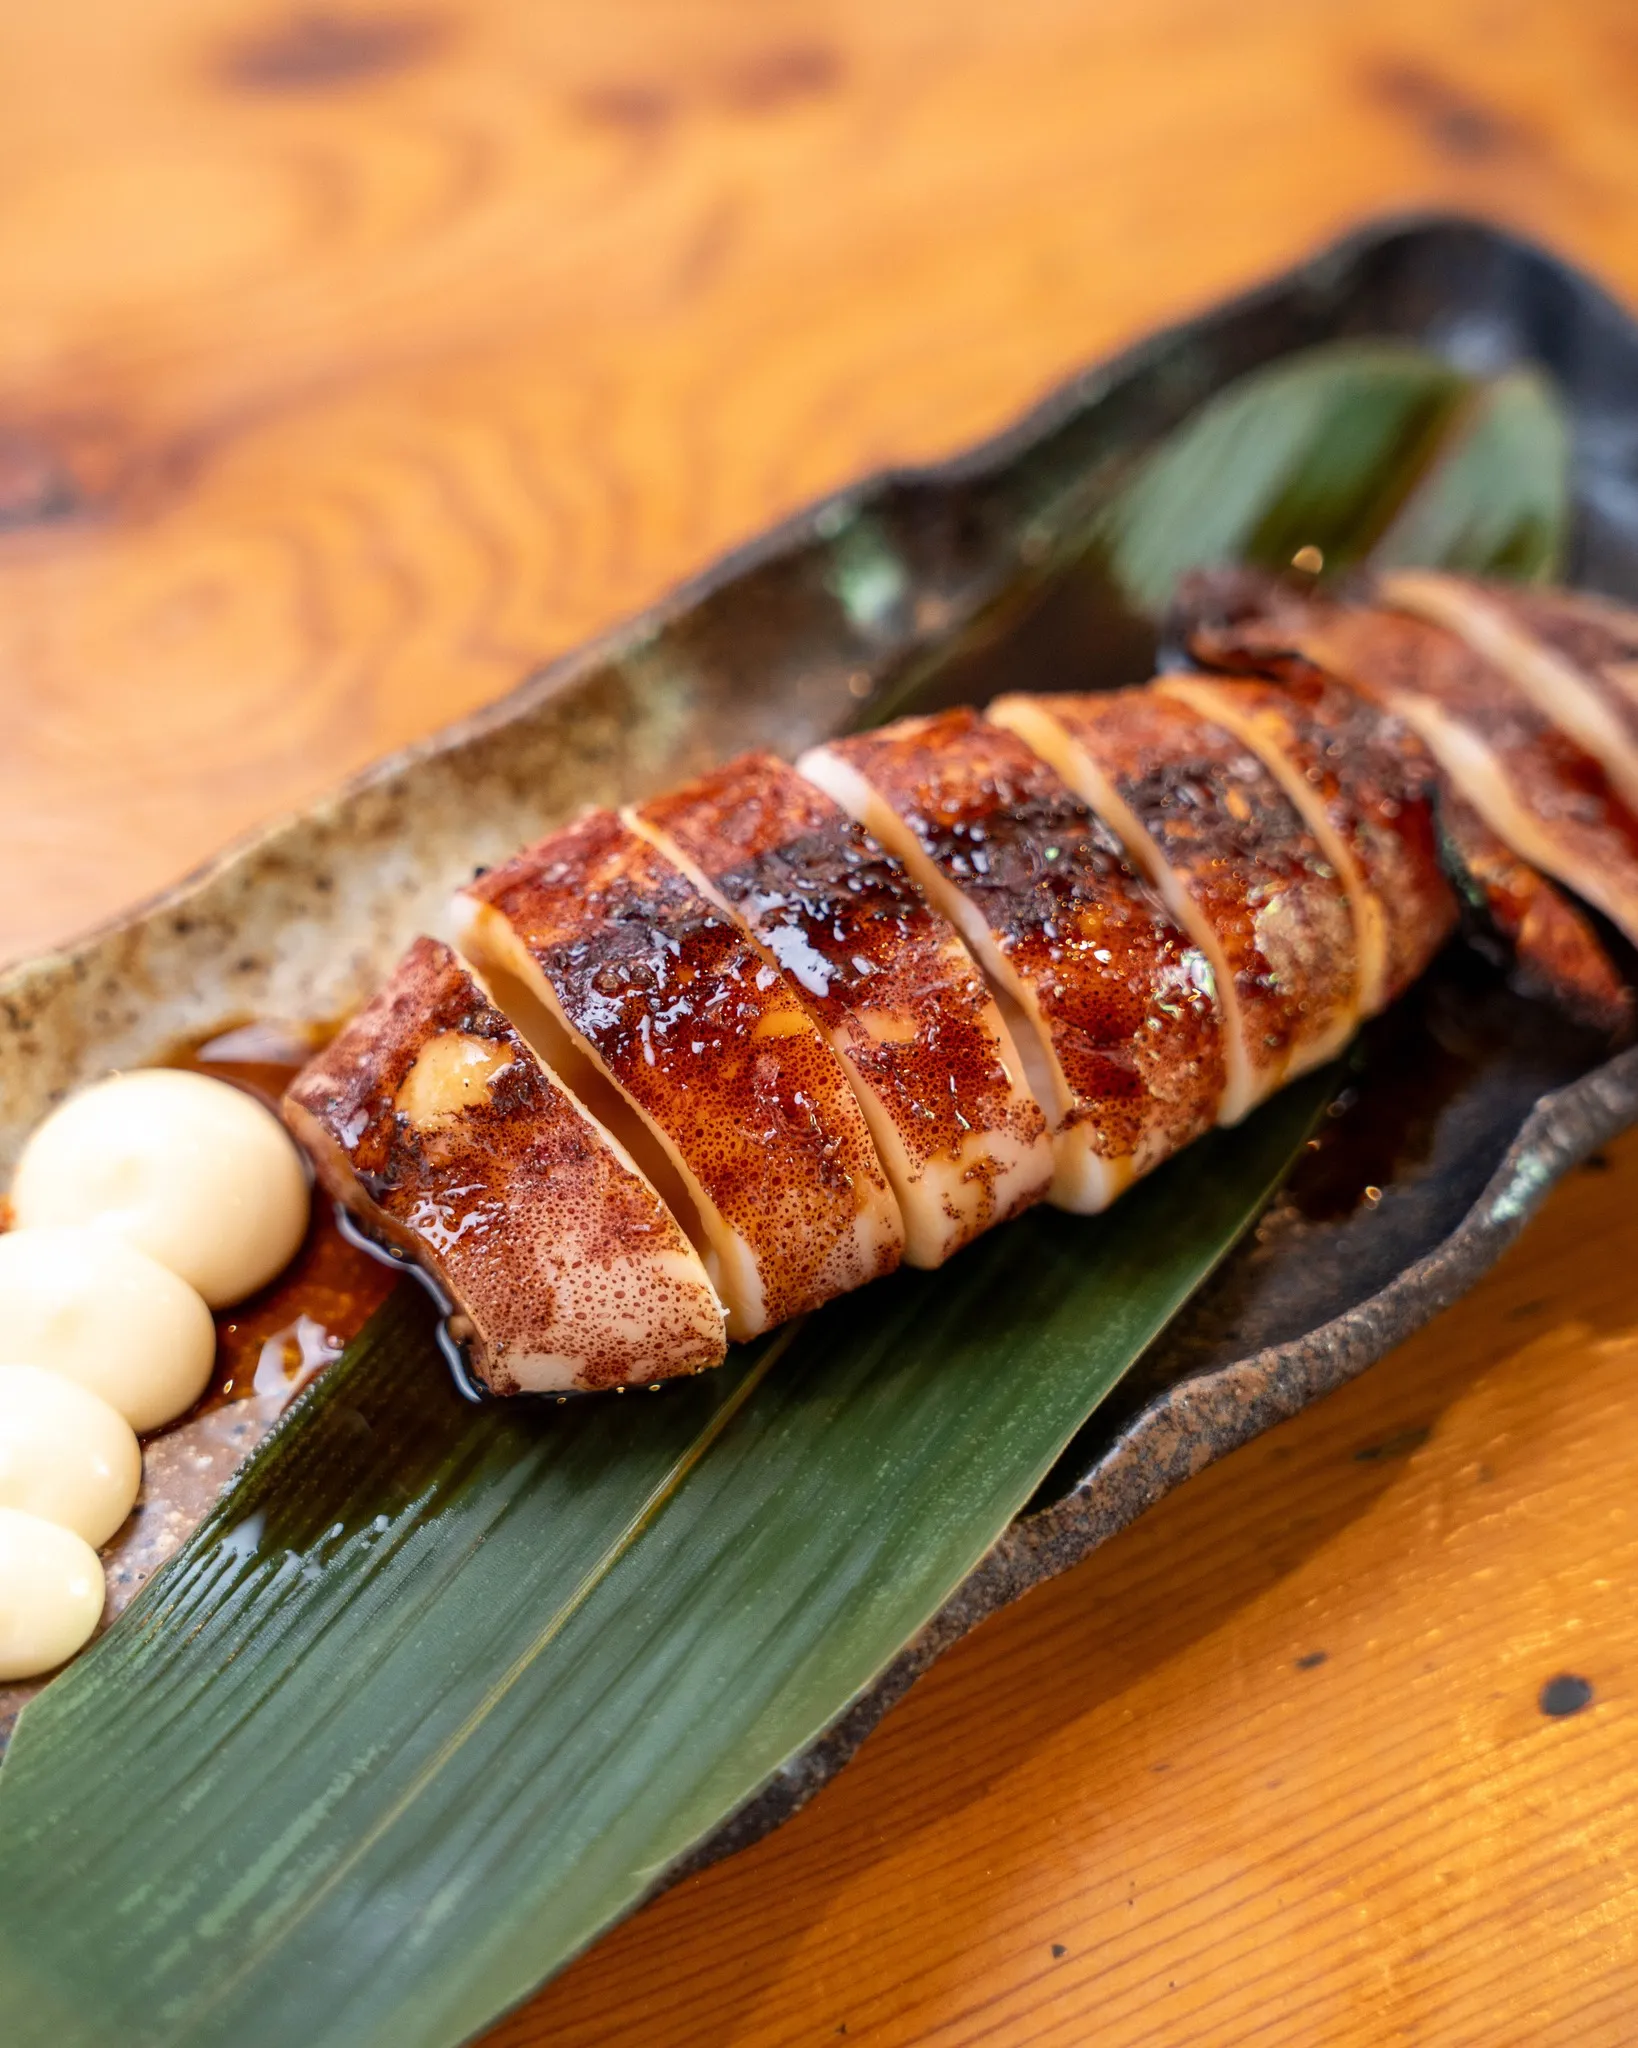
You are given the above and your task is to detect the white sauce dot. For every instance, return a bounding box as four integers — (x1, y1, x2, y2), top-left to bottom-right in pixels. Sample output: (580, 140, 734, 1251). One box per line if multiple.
(0, 1227, 217, 1433)
(11, 1068, 310, 1308)
(0, 1365, 141, 1547)
(0, 1507, 105, 1681)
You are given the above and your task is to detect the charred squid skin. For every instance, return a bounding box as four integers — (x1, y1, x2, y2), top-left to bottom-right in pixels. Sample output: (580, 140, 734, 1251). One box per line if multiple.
(1172, 575, 1636, 1038)
(455, 809, 904, 1342)
(987, 689, 1359, 1126)
(1437, 797, 1636, 1038)
(798, 713, 1226, 1210)
(282, 936, 727, 1394)
(1153, 671, 1458, 1016)
(628, 752, 1051, 1268)
(1279, 604, 1638, 955)
(1381, 571, 1638, 815)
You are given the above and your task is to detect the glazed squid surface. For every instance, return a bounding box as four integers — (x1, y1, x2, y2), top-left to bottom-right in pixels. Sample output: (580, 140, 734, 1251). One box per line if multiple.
(1382, 571, 1638, 814)
(282, 572, 1634, 1394)
(1258, 601, 1638, 953)
(988, 688, 1359, 1123)
(799, 711, 1225, 1210)
(631, 751, 1051, 1267)
(285, 938, 726, 1392)
(1153, 671, 1457, 1016)
(456, 810, 903, 1342)
(1175, 572, 1632, 1030)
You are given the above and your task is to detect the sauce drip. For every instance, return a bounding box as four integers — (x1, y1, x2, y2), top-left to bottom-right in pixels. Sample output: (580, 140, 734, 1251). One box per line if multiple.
(169, 1022, 396, 1413)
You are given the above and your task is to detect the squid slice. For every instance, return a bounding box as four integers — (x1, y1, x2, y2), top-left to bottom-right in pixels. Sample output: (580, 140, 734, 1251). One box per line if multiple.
(629, 752, 1050, 1267)
(1382, 570, 1638, 813)
(1155, 671, 1457, 1015)
(1439, 799, 1634, 1036)
(798, 712, 1225, 1210)
(1476, 583, 1638, 715)
(1285, 603, 1638, 953)
(988, 690, 1357, 1124)
(1174, 576, 1632, 1033)
(283, 937, 726, 1393)
(455, 810, 903, 1342)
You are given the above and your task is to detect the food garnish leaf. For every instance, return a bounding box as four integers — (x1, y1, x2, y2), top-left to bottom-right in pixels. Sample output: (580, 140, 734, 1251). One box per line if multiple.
(1369, 367, 1569, 581)
(1098, 342, 1568, 610)
(0, 1079, 1324, 2048)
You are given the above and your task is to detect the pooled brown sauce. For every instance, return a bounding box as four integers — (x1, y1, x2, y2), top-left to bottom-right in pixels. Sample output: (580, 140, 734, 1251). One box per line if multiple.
(166, 1021, 396, 1414)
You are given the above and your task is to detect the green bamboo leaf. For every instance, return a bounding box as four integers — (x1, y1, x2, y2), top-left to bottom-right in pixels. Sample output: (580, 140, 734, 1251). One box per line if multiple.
(0, 1076, 1326, 2048)
(1102, 340, 1467, 611)
(1369, 367, 1569, 582)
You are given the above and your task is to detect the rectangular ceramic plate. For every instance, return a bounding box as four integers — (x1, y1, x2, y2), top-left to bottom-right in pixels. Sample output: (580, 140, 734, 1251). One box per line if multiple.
(3, 216, 1638, 1827)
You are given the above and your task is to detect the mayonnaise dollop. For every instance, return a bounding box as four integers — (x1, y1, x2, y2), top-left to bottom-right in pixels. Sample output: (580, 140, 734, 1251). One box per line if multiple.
(0, 1364, 141, 1546)
(0, 1226, 216, 1432)
(0, 1507, 105, 1681)
(11, 1068, 310, 1308)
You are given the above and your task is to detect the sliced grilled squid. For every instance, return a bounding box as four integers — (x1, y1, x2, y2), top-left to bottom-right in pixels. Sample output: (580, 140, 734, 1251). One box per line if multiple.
(455, 811, 902, 1341)
(1438, 798, 1635, 1036)
(1175, 574, 1634, 1034)
(1469, 582, 1638, 717)
(283, 937, 726, 1392)
(798, 712, 1226, 1210)
(987, 690, 1357, 1123)
(629, 751, 1050, 1266)
(1154, 669, 1458, 1015)
(1382, 571, 1638, 813)
(1285, 602, 1638, 952)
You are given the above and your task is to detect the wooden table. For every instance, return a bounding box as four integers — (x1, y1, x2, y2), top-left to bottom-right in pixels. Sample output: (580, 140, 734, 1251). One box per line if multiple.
(7, 3, 1637, 2040)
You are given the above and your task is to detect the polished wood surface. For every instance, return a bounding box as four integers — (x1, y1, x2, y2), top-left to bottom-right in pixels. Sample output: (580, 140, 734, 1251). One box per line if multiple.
(6, 1, 1637, 2040)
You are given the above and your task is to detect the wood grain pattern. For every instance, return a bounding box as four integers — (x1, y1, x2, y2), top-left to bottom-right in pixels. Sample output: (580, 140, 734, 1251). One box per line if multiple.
(6, 0, 1638, 966)
(7, 1, 1638, 2039)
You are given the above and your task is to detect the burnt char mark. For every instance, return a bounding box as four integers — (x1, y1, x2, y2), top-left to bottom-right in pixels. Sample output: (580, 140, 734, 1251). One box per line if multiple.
(640, 754, 928, 1037)
(1048, 691, 1357, 1078)
(832, 712, 1224, 1163)
(284, 936, 727, 1390)
(472, 811, 898, 1328)
(639, 753, 1044, 1211)
(1325, 610, 1638, 871)
(481, 815, 816, 1128)
(1190, 672, 1457, 1004)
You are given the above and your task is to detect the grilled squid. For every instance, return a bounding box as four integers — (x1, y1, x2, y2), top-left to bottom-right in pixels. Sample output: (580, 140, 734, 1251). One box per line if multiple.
(286, 937, 726, 1392)
(455, 811, 903, 1342)
(987, 689, 1359, 1123)
(1152, 669, 1457, 1016)
(1216, 597, 1638, 955)
(270, 572, 1634, 1396)
(630, 751, 1051, 1266)
(799, 711, 1225, 1208)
